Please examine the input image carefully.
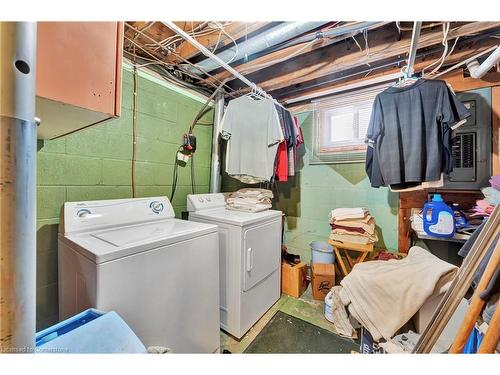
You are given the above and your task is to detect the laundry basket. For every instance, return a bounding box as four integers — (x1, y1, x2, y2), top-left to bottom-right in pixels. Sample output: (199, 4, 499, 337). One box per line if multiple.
(35, 308, 147, 353)
(310, 241, 335, 264)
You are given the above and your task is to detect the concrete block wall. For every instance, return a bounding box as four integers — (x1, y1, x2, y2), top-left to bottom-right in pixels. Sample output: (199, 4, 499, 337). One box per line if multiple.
(222, 110, 398, 263)
(36, 67, 214, 330)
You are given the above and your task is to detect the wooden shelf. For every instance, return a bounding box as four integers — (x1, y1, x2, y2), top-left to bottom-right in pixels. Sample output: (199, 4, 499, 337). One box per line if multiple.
(413, 230, 470, 244)
(398, 189, 483, 253)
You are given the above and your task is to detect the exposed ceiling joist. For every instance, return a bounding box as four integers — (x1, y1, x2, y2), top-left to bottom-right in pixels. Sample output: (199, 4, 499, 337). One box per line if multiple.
(275, 36, 500, 101)
(243, 22, 500, 93)
(206, 22, 389, 85)
(170, 22, 272, 63)
(284, 40, 500, 106)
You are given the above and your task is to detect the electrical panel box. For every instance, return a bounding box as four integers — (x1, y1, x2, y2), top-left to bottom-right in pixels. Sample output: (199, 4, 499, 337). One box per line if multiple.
(444, 87, 492, 190)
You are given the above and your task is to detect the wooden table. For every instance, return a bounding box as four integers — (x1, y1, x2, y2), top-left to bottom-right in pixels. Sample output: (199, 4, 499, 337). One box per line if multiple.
(328, 240, 375, 277)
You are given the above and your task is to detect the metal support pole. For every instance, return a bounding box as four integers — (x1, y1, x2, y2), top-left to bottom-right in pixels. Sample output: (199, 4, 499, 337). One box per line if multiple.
(0, 22, 37, 353)
(406, 21, 422, 77)
(209, 92, 225, 193)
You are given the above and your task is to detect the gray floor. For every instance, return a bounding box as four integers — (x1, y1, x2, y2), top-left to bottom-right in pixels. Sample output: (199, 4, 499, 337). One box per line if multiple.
(244, 311, 359, 354)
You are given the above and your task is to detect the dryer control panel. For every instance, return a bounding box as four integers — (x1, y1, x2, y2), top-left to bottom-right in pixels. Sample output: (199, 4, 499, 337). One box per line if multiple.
(187, 193, 226, 212)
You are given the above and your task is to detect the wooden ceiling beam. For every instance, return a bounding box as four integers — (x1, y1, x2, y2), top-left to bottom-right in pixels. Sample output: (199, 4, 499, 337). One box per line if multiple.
(207, 22, 390, 85)
(275, 37, 499, 101)
(249, 22, 500, 93)
(283, 41, 500, 106)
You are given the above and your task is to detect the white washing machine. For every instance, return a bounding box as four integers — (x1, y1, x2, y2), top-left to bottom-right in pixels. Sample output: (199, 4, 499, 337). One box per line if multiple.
(187, 193, 282, 339)
(58, 196, 220, 353)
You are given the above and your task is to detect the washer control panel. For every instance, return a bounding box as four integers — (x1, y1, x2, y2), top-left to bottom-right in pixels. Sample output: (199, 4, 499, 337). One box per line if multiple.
(62, 197, 175, 234)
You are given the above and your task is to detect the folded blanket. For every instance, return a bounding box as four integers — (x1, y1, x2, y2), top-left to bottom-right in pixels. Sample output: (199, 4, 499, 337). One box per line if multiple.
(331, 225, 366, 234)
(329, 208, 368, 221)
(226, 204, 271, 213)
(229, 188, 273, 200)
(226, 188, 273, 212)
(331, 228, 378, 241)
(329, 233, 377, 245)
(226, 196, 272, 213)
(340, 246, 458, 341)
(331, 217, 376, 234)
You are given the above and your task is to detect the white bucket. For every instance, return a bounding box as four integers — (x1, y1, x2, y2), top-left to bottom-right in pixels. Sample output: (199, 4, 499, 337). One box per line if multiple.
(310, 241, 335, 264)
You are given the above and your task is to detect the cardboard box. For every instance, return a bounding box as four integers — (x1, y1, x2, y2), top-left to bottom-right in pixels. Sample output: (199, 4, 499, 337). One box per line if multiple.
(311, 263, 335, 300)
(281, 261, 308, 298)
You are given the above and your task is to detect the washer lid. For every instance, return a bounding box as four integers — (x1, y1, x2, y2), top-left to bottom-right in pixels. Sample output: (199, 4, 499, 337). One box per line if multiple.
(189, 208, 282, 227)
(60, 218, 218, 264)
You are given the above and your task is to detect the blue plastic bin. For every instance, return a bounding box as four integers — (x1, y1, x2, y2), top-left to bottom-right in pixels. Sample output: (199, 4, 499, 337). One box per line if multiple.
(35, 308, 147, 353)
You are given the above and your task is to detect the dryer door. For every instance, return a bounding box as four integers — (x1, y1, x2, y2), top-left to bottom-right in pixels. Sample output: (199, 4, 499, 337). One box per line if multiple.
(242, 219, 281, 292)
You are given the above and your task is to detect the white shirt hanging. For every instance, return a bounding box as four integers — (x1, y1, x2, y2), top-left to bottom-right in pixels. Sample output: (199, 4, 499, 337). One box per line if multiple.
(221, 95, 284, 183)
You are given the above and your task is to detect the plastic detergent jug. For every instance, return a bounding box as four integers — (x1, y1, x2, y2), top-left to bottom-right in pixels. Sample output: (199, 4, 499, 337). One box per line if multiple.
(423, 194, 455, 238)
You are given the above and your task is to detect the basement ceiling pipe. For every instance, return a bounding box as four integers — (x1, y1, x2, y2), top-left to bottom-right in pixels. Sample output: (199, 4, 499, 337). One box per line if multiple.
(466, 45, 500, 79)
(183, 22, 326, 75)
(273, 21, 385, 50)
(0, 22, 37, 353)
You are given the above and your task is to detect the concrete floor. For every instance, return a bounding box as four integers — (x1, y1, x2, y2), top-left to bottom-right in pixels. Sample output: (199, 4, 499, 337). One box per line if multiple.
(220, 285, 353, 353)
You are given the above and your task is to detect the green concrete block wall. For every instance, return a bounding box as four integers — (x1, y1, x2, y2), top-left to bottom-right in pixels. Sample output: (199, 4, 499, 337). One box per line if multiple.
(36, 67, 213, 330)
(222, 110, 398, 263)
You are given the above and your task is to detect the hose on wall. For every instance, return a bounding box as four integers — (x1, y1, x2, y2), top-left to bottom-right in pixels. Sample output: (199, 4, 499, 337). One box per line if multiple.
(169, 79, 228, 203)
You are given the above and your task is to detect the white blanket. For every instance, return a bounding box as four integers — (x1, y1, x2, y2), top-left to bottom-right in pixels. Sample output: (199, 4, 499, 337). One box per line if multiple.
(340, 246, 458, 341)
(329, 207, 368, 221)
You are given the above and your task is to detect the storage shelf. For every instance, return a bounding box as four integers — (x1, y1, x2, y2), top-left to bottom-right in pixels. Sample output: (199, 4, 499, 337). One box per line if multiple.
(413, 230, 470, 243)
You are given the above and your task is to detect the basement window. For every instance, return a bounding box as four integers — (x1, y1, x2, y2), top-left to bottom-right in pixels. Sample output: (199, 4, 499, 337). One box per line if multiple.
(310, 84, 389, 164)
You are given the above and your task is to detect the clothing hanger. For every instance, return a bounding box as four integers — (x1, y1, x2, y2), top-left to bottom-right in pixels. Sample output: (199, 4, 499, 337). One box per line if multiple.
(246, 83, 263, 100)
(393, 66, 419, 87)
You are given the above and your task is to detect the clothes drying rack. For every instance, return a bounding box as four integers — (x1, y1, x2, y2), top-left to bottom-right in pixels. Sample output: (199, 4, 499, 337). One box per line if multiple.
(162, 21, 288, 110)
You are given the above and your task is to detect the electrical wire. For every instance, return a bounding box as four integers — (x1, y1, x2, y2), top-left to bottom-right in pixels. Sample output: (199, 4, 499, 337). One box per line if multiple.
(131, 47, 139, 198)
(152, 21, 234, 51)
(169, 78, 229, 202)
(124, 35, 235, 96)
(351, 32, 372, 67)
(426, 23, 454, 76)
(189, 78, 230, 133)
(213, 21, 239, 64)
(421, 22, 450, 77)
(241, 38, 318, 73)
(191, 154, 196, 195)
(124, 23, 237, 95)
(124, 36, 214, 85)
(169, 145, 182, 202)
(396, 21, 444, 31)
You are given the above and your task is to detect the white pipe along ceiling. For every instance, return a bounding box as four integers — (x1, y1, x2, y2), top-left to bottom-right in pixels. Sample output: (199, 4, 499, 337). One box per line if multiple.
(466, 45, 500, 78)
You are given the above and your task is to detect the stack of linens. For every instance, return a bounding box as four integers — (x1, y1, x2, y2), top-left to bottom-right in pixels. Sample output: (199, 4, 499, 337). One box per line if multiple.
(226, 188, 273, 213)
(329, 208, 378, 245)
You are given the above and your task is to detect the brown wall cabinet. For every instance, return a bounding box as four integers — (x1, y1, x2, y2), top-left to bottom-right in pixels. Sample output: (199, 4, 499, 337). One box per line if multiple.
(36, 22, 123, 139)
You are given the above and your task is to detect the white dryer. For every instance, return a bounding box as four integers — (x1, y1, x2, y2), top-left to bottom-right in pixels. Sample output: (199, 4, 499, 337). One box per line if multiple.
(58, 196, 220, 353)
(187, 193, 282, 339)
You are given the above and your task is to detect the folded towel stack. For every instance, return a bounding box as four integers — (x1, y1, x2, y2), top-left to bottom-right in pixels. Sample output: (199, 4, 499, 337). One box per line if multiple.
(226, 188, 273, 213)
(329, 207, 378, 245)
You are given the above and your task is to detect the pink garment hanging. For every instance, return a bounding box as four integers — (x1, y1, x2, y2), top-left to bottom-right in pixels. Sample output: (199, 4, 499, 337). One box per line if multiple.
(276, 141, 288, 182)
(293, 116, 304, 145)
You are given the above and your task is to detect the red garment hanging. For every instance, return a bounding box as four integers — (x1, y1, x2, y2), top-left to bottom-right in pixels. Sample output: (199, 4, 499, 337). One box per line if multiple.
(276, 140, 288, 182)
